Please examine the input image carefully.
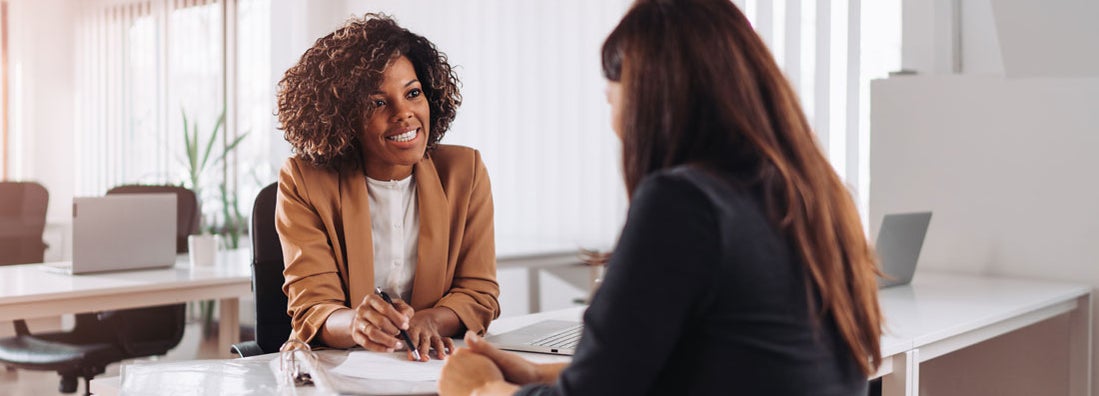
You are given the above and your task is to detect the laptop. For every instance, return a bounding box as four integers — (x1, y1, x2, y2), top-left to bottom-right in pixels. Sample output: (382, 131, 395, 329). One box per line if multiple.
(44, 194, 178, 275)
(876, 211, 933, 288)
(485, 320, 583, 355)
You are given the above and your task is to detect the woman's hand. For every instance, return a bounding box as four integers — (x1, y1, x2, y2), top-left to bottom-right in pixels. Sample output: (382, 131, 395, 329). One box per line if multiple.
(406, 308, 458, 361)
(438, 348, 515, 396)
(464, 332, 549, 385)
(349, 294, 414, 352)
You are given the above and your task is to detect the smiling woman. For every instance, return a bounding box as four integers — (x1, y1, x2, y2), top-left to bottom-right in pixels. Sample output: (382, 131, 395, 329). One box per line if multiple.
(274, 13, 500, 362)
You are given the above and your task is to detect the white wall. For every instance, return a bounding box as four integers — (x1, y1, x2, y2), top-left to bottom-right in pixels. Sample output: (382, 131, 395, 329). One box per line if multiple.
(341, 0, 631, 252)
(902, 0, 1099, 78)
(870, 2, 1099, 392)
(8, 0, 77, 261)
(266, 0, 348, 171)
(990, 0, 1099, 78)
(870, 75, 1099, 395)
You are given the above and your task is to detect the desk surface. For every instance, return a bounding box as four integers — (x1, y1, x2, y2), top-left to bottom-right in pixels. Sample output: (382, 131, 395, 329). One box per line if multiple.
(879, 271, 1090, 360)
(0, 249, 252, 322)
(103, 306, 583, 396)
(92, 271, 1091, 396)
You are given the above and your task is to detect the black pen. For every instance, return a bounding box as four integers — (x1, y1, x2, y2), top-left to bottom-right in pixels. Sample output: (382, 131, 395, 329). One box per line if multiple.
(374, 287, 421, 360)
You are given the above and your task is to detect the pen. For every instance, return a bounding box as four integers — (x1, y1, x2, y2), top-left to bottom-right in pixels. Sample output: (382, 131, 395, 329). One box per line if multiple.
(374, 287, 421, 360)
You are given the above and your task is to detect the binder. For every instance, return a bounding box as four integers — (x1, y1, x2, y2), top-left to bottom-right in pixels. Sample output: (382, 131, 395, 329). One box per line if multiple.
(272, 339, 438, 395)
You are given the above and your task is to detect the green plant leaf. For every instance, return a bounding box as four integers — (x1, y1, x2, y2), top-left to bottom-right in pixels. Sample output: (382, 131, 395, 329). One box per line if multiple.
(197, 112, 224, 178)
(211, 131, 249, 165)
(182, 110, 197, 187)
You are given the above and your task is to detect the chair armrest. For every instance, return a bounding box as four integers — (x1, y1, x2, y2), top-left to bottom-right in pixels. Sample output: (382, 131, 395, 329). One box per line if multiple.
(12, 319, 30, 336)
(230, 341, 264, 357)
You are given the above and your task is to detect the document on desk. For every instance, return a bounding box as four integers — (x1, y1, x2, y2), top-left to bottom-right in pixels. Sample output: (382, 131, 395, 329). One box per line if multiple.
(329, 351, 443, 381)
(270, 349, 438, 395)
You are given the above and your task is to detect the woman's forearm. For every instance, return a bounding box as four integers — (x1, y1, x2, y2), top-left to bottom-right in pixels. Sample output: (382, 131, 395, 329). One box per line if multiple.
(419, 306, 463, 337)
(535, 362, 568, 384)
(319, 308, 356, 348)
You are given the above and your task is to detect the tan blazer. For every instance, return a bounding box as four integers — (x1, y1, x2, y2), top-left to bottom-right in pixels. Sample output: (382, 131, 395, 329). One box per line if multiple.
(276, 145, 500, 344)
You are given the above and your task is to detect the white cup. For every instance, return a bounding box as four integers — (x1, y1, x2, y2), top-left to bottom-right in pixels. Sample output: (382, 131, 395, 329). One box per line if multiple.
(188, 234, 221, 267)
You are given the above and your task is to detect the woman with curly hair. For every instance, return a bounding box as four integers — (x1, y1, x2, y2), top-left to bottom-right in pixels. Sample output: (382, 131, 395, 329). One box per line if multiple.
(275, 13, 499, 361)
(439, 0, 881, 394)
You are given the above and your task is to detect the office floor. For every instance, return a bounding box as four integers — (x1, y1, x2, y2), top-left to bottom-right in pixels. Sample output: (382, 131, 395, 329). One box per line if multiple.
(0, 320, 227, 396)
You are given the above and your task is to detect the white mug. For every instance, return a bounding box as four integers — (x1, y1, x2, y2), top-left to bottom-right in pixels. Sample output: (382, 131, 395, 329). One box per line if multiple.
(188, 234, 221, 267)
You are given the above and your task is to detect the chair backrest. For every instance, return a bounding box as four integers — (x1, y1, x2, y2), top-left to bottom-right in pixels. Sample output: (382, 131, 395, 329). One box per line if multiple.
(251, 182, 291, 354)
(0, 181, 49, 265)
(106, 185, 199, 253)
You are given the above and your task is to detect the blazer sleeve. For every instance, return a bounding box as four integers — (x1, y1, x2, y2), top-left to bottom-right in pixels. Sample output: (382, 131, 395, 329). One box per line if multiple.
(277, 161, 349, 344)
(433, 150, 501, 335)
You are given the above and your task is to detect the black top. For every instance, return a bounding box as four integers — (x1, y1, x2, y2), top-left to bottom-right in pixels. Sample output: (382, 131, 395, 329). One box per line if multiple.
(516, 167, 867, 396)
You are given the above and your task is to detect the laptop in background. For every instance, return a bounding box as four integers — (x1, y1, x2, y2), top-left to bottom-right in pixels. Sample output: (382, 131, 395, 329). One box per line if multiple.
(485, 320, 582, 356)
(45, 194, 178, 275)
(876, 212, 933, 288)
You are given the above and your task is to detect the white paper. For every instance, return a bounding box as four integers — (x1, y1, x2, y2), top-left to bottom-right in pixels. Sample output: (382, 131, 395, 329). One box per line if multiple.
(329, 351, 444, 382)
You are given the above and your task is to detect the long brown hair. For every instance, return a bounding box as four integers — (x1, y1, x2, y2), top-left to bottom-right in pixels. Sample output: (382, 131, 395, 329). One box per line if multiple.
(603, 0, 882, 375)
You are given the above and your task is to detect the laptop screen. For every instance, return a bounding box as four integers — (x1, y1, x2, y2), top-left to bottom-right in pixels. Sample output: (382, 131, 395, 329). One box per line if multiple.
(876, 212, 932, 288)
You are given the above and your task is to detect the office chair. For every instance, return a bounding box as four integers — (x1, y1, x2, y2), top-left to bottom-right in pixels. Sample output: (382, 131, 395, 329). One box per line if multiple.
(0, 185, 196, 395)
(0, 181, 49, 266)
(231, 182, 292, 357)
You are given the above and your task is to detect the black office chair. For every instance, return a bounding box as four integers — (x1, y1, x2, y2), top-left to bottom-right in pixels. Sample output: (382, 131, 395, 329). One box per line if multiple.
(231, 182, 292, 357)
(0, 181, 49, 266)
(0, 185, 196, 395)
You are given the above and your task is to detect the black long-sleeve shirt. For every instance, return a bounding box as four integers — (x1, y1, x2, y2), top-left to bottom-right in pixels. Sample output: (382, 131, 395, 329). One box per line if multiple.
(517, 166, 867, 396)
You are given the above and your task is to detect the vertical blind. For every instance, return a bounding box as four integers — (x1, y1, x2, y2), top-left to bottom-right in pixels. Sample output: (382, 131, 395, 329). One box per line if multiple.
(75, 0, 222, 196)
(74, 0, 272, 226)
(737, 0, 871, 216)
(72, 0, 895, 248)
(1, 0, 8, 180)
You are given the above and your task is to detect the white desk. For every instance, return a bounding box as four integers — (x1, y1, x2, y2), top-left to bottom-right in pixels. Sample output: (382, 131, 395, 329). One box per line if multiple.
(93, 306, 582, 395)
(496, 240, 589, 313)
(0, 249, 252, 354)
(877, 272, 1092, 396)
(92, 272, 1092, 396)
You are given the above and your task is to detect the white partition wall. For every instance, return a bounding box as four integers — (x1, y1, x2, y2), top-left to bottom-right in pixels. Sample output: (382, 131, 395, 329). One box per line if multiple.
(871, 75, 1099, 396)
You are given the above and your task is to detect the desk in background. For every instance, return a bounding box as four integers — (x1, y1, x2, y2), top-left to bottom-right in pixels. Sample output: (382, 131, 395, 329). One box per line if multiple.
(496, 239, 596, 314)
(877, 272, 1091, 396)
(0, 249, 252, 354)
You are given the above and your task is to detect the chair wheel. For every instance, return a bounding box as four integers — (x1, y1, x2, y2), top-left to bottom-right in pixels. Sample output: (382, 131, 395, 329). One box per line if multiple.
(59, 375, 78, 393)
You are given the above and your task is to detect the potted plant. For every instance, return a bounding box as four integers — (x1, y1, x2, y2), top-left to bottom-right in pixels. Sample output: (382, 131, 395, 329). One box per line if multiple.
(181, 109, 249, 249)
(180, 108, 248, 334)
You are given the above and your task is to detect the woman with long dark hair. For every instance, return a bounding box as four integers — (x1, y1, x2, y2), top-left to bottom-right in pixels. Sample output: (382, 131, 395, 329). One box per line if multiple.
(439, 0, 881, 393)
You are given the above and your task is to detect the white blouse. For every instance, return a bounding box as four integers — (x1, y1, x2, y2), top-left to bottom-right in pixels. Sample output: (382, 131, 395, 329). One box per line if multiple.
(366, 174, 419, 303)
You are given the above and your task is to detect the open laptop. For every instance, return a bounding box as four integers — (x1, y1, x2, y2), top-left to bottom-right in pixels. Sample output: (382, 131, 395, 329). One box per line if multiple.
(44, 194, 178, 275)
(876, 211, 933, 288)
(485, 320, 583, 356)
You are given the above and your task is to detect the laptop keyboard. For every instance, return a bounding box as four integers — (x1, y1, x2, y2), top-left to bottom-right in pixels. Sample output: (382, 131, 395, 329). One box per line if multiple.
(527, 324, 583, 349)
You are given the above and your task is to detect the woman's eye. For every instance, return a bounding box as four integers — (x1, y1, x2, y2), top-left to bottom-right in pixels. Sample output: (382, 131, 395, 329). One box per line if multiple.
(408, 88, 422, 98)
(372, 99, 386, 107)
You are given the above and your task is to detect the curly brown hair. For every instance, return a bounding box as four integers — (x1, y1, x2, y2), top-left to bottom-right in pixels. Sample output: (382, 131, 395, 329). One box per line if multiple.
(277, 13, 462, 169)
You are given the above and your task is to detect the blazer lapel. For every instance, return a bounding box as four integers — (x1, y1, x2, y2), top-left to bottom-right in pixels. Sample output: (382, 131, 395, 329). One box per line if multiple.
(340, 166, 374, 308)
(410, 156, 449, 309)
